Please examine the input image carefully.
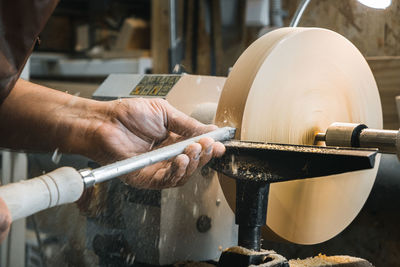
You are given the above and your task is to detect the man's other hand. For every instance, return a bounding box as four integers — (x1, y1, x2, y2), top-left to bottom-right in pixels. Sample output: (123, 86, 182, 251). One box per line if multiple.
(0, 197, 11, 243)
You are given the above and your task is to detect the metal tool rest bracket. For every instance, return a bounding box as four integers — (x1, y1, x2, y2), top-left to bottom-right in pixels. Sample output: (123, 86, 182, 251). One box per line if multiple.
(211, 140, 378, 267)
(217, 179, 289, 267)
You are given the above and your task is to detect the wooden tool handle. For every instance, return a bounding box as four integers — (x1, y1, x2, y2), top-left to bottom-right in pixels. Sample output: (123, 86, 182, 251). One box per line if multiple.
(0, 167, 84, 221)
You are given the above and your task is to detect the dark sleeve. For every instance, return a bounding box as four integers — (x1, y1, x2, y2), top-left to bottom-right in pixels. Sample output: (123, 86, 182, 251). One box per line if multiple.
(0, 0, 59, 103)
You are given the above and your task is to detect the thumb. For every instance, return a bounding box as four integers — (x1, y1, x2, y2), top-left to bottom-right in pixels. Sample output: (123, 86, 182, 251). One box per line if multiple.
(163, 101, 217, 137)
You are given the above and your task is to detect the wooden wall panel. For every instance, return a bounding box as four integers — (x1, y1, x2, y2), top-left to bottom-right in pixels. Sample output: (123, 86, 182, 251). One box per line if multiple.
(367, 57, 400, 129)
(283, 0, 400, 57)
(151, 0, 170, 74)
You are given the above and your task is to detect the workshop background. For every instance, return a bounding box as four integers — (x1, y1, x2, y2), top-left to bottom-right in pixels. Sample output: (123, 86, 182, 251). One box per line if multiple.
(1, 0, 400, 266)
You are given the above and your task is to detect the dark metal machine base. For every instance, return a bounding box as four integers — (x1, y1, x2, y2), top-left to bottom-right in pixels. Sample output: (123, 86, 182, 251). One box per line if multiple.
(218, 247, 289, 267)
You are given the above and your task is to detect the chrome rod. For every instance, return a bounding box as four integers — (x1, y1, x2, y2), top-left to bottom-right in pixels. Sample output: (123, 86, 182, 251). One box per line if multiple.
(290, 0, 311, 27)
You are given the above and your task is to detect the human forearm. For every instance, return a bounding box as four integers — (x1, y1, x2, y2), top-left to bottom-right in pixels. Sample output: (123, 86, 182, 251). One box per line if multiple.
(0, 79, 108, 155)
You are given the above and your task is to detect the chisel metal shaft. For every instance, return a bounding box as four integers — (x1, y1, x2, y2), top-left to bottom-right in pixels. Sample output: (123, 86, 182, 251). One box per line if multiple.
(80, 126, 236, 188)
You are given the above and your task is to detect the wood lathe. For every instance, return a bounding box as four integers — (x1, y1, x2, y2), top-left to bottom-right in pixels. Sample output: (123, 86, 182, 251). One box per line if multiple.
(1, 27, 400, 266)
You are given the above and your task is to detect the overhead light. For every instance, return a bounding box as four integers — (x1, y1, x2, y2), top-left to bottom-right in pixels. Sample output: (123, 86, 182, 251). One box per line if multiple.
(357, 0, 392, 9)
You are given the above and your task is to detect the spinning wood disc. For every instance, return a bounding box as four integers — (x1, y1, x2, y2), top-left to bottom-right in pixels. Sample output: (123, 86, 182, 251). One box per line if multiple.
(215, 27, 382, 244)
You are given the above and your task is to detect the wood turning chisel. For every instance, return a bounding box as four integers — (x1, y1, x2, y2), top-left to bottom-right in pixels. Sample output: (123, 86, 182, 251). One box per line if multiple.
(0, 127, 235, 222)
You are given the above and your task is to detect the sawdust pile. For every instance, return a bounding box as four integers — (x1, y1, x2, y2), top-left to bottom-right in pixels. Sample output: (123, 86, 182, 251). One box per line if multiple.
(289, 254, 374, 267)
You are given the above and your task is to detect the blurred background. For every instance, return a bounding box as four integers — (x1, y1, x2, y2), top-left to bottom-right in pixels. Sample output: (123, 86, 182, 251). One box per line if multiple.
(31, 0, 400, 95)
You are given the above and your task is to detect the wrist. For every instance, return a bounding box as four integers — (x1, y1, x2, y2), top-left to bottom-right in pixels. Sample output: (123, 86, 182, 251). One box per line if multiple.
(55, 97, 113, 157)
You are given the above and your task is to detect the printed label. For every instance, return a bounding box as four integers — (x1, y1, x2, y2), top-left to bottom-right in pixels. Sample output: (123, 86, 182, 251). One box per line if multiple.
(130, 75, 181, 97)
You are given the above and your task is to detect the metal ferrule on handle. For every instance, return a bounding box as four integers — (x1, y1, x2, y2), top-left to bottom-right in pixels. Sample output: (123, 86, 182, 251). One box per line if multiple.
(81, 127, 236, 188)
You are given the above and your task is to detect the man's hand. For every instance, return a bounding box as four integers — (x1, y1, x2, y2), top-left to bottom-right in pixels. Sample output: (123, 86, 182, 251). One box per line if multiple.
(0, 80, 225, 189)
(0, 197, 11, 243)
(85, 98, 225, 188)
